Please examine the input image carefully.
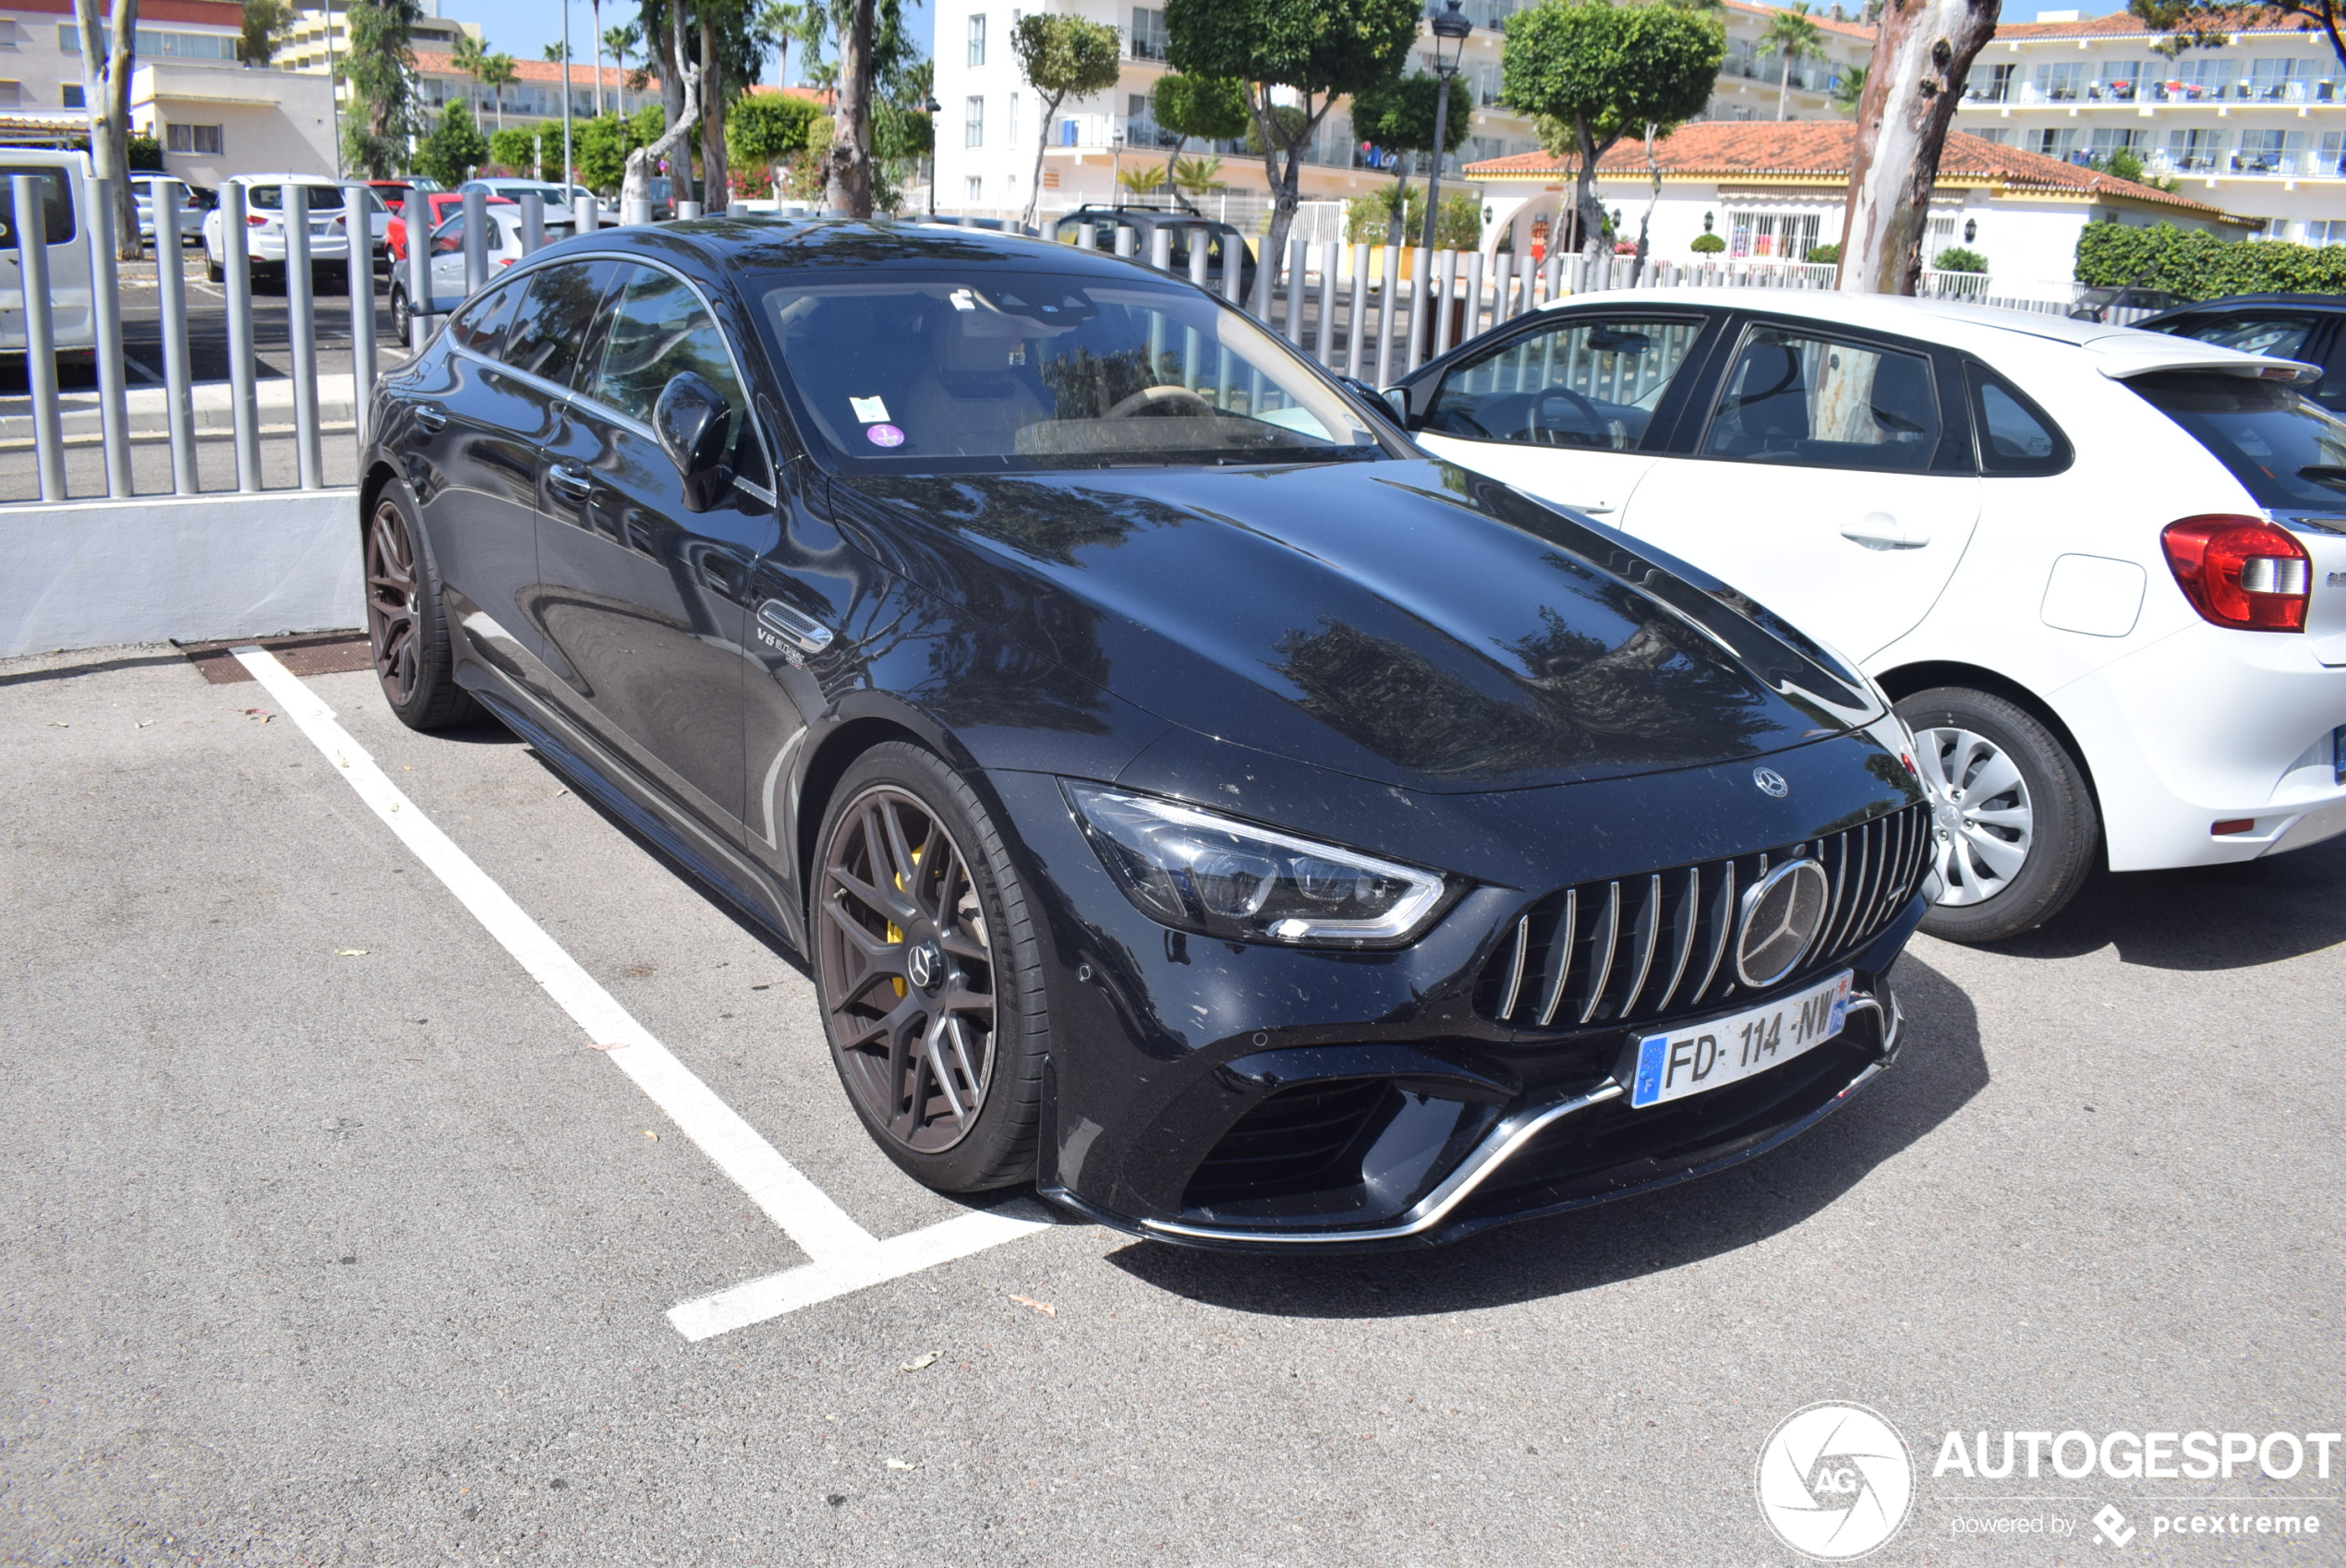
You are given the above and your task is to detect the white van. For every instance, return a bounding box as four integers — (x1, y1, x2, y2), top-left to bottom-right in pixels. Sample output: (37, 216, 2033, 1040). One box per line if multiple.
(0, 149, 94, 356)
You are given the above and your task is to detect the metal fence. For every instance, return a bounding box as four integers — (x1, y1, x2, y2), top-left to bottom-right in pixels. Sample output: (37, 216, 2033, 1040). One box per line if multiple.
(5, 186, 2134, 512)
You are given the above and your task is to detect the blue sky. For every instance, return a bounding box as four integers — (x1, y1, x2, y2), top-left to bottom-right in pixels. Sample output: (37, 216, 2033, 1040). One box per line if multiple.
(434, 0, 938, 89)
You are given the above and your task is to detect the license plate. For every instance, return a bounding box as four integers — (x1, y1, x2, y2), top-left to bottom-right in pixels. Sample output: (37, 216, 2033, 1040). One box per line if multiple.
(1628, 971, 1853, 1109)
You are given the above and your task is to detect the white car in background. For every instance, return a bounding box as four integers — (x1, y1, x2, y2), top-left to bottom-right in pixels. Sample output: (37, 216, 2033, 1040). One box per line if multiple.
(1389, 291, 2346, 941)
(385, 205, 573, 338)
(131, 175, 202, 246)
(456, 177, 593, 223)
(200, 174, 353, 288)
(0, 150, 93, 354)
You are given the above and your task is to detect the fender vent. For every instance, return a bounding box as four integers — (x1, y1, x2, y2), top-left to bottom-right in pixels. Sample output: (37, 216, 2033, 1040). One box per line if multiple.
(1182, 1079, 1397, 1210)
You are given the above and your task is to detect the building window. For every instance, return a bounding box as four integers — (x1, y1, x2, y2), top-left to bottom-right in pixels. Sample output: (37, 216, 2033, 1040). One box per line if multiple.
(1130, 6, 1167, 60)
(0, 80, 18, 106)
(1009, 92, 1021, 147)
(2232, 128, 2304, 175)
(1725, 210, 1821, 260)
(2167, 127, 2223, 172)
(2088, 127, 2142, 159)
(59, 24, 237, 59)
(165, 122, 224, 154)
(964, 94, 985, 148)
(965, 175, 983, 203)
(1969, 127, 2011, 146)
(2031, 61, 2086, 102)
(2321, 132, 2345, 179)
(2026, 127, 2079, 161)
(967, 13, 986, 67)
(61, 82, 83, 108)
(2304, 219, 2346, 247)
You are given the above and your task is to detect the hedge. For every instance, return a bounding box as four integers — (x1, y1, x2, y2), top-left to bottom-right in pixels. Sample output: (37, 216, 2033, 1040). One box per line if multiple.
(2075, 220, 2346, 300)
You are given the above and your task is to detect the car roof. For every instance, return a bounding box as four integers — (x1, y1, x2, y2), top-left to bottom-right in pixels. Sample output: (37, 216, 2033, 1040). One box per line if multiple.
(1533, 286, 2313, 382)
(2142, 293, 2346, 319)
(519, 216, 1142, 287)
(227, 173, 343, 185)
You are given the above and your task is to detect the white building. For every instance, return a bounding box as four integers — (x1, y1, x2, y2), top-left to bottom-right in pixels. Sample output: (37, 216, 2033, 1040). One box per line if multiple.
(1956, 10, 2346, 244)
(1464, 121, 2255, 297)
(130, 59, 337, 184)
(0, 0, 242, 115)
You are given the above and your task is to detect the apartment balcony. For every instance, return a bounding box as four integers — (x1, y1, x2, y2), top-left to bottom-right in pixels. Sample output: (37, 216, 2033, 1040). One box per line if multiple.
(1717, 54, 1840, 95)
(1964, 77, 2345, 106)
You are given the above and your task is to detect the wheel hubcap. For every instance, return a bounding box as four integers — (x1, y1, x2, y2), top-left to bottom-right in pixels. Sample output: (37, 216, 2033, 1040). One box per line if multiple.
(364, 499, 421, 707)
(817, 786, 997, 1153)
(1913, 724, 2034, 907)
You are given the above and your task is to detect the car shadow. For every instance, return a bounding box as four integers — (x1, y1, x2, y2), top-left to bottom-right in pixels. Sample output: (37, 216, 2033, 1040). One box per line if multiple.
(1103, 952, 1988, 1319)
(1977, 833, 2346, 971)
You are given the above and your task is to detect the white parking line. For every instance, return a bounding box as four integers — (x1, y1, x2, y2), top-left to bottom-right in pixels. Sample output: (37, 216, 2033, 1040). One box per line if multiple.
(233, 647, 1053, 1340)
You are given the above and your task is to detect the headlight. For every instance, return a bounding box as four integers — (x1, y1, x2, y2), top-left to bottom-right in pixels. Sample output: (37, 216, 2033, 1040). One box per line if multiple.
(1063, 783, 1449, 947)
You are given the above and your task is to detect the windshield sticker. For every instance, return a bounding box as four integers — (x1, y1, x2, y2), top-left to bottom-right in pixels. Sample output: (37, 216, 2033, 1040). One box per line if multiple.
(865, 423, 906, 448)
(849, 394, 891, 424)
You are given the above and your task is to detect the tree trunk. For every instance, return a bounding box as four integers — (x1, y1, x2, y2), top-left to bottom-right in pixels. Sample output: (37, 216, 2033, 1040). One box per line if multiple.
(1629, 123, 1659, 286)
(699, 5, 725, 208)
(1776, 54, 1791, 120)
(624, 3, 699, 210)
(1245, 88, 1323, 315)
(1022, 91, 1066, 230)
(659, 5, 685, 134)
(1836, 0, 1999, 294)
(825, 0, 876, 216)
(1573, 116, 1611, 269)
(76, 0, 141, 259)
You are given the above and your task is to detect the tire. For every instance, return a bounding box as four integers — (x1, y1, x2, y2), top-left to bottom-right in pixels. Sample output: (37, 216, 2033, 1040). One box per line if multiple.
(1899, 686, 2098, 943)
(388, 283, 411, 342)
(810, 742, 1048, 1193)
(363, 482, 480, 731)
(205, 248, 224, 283)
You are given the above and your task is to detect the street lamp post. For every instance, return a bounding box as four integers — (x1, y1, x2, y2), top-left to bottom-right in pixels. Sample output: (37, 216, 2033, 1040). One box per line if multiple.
(1419, 0, 1471, 254)
(925, 94, 941, 215)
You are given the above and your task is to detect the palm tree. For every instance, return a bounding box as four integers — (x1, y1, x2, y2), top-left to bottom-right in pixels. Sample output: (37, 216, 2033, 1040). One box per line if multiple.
(605, 23, 640, 96)
(451, 31, 489, 119)
(1761, 3, 1826, 120)
(1830, 61, 1866, 115)
(480, 51, 518, 132)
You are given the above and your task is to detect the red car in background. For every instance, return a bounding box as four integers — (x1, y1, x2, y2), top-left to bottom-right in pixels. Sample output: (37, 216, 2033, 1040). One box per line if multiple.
(384, 190, 512, 261)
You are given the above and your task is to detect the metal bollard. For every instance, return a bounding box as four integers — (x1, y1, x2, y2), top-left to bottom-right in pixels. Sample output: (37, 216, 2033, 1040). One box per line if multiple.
(1075, 222, 1095, 251)
(1188, 237, 1208, 289)
(284, 184, 320, 490)
(624, 198, 651, 226)
(1433, 248, 1458, 359)
(345, 184, 376, 450)
(1405, 248, 1431, 375)
(13, 175, 63, 501)
(82, 175, 132, 497)
(1373, 243, 1400, 386)
(1148, 226, 1172, 273)
(1312, 241, 1336, 365)
(576, 193, 599, 233)
(518, 191, 544, 256)
(1225, 238, 1246, 308)
(154, 178, 198, 494)
(1464, 251, 1485, 344)
(1283, 239, 1304, 346)
(1113, 225, 1135, 259)
(1346, 244, 1369, 378)
(223, 182, 260, 491)
(405, 195, 430, 352)
(461, 185, 487, 298)
(676, 199, 703, 222)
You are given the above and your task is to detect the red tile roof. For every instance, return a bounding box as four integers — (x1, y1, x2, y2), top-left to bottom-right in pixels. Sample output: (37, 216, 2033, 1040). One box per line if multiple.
(1723, 0, 1877, 42)
(1462, 121, 2239, 220)
(413, 52, 655, 90)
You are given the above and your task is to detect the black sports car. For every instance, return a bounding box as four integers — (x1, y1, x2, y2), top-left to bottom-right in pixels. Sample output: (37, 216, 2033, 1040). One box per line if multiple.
(361, 220, 1929, 1250)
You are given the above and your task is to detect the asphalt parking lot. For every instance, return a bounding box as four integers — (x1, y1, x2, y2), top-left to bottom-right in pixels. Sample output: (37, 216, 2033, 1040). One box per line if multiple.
(5, 643, 2341, 1566)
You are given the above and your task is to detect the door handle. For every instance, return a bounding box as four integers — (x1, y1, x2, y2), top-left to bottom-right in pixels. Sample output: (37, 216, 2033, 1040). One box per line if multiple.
(1841, 513, 1930, 550)
(412, 403, 447, 432)
(546, 463, 593, 500)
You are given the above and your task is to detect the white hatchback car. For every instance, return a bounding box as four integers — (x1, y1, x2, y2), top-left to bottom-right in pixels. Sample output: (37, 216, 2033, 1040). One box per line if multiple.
(200, 174, 353, 287)
(1388, 290, 2346, 941)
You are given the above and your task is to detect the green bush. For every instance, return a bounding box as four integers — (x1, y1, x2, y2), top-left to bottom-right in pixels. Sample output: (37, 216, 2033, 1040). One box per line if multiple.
(1689, 232, 1725, 254)
(127, 134, 165, 173)
(2075, 219, 2346, 300)
(1343, 187, 1479, 249)
(413, 102, 489, 188)
(1932, 246, 1989, 273)
(1804, 240, 1839, 264)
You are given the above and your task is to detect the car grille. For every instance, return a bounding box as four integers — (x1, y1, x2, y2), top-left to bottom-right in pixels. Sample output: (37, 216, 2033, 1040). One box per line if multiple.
(1182, 1079, 1397, 1210)
(1475, 803, 1929, 1031)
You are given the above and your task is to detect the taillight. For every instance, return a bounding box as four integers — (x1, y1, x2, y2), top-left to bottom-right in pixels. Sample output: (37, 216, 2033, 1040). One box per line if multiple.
(2160, 514, 2310, 632)
(247, 214, 267, 226)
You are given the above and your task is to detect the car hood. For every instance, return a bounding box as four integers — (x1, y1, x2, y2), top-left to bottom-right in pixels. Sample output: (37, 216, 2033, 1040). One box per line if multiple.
(828, 459, 1880, 793)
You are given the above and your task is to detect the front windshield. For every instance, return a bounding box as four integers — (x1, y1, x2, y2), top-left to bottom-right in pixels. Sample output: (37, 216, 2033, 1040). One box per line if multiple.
(2126, 369, 2346, 511)
(758, 271, 1381, 472)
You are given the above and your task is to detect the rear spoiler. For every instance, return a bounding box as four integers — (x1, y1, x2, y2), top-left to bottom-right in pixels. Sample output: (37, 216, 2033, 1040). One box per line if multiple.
(2087, 332, 2323, 385)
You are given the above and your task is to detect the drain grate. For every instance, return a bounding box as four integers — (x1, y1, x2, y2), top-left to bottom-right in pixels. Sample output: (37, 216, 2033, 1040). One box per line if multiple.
(178, 631, 370, 685)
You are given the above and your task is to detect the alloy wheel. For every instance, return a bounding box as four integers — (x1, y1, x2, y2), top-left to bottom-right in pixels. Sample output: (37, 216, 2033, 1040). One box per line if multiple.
(364, 497, 421, 707)
(817, 785, 998, 1153)
(1914, 724, 2035, 906)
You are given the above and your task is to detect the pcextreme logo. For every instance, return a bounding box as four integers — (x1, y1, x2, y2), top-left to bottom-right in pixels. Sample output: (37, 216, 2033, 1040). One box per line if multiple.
(1757, 1403, 1917, 1561)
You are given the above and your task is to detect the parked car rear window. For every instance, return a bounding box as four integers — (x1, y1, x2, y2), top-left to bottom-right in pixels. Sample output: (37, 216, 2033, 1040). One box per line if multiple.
(757, 271, 1380, 472)
(2125, 370, 2346, 511)
(2153, 310, 2322, 363)
(501, 259, 623, 389)
(0, 166, 75, 247)
(246, 183, 340, 212)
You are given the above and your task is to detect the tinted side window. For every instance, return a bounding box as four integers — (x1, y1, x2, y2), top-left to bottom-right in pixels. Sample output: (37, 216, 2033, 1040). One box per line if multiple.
(0, 167, 75, 247)
(502, 259, 623, 389)
(448, 276, 524, 358)
(1701, 326, 1939, 471)
(1424, 316, 1703, 450)
(1966, 365, 2071, 476)
(2161, 310, 2321, 362)
(588, 265, 745, 426)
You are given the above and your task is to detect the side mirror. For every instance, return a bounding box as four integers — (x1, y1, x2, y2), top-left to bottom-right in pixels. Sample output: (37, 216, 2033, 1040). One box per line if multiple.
(1380, 387, 1411, 426)
(655, 370, 736, 513)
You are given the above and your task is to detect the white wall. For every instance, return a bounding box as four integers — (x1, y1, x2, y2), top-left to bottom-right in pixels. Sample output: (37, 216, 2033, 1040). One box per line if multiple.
(131, 62, 337, 185)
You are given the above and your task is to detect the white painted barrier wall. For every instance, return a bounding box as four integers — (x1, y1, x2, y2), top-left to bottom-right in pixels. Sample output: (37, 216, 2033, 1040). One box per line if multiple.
(0, 488, 359, 657)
